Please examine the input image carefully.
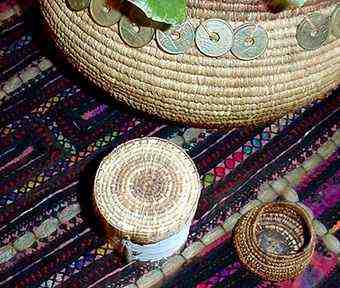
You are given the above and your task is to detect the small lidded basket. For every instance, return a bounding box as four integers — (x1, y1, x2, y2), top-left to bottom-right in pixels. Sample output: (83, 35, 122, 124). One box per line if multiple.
(94, 137, 201, 261)
(233, 202, 316, 281)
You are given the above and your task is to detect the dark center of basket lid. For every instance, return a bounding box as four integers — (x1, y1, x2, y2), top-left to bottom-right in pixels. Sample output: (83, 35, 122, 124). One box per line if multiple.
(132, 169, 167, 202)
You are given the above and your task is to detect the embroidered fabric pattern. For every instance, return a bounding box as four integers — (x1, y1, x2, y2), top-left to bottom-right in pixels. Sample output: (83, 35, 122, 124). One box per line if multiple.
(0, 1, 339, 287)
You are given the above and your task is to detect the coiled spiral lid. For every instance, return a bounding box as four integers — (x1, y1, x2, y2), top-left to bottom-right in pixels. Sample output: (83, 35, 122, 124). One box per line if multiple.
(94, 137, 201, 245)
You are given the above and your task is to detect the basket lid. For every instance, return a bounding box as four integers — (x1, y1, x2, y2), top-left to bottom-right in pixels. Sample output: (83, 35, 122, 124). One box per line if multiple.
(94, 137, 201, 244)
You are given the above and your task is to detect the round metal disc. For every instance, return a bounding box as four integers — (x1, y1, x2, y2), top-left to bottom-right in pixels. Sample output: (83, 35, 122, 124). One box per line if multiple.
(331, 5, 340, 39)
(231, 24, 269, 61)
(89, 0, 122, 27)
(296, 12, 330, 50)
(66, 0, 90, 11)
(156, 21, 195, 55)
(119, 16, 155, 48)
(195, 19, 233, 57)
(288, 0, 306, 7)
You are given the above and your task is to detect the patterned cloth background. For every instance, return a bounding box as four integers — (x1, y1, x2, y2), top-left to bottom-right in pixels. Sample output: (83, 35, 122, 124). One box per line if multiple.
(0, 1, 339, 287)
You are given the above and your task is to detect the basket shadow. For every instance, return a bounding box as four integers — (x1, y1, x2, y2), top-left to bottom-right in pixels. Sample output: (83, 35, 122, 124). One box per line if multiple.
(77, 155, 104, 237)
(14, 0, 184, 128)
(77, 151, 127, 257)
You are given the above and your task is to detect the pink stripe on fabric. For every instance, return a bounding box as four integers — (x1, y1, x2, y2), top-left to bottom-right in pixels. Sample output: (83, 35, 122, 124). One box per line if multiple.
(0, 146, 33, 173)
(0, 1, 14, 13)
(196, 262, 241, 288)
(81, 104, 107, 120)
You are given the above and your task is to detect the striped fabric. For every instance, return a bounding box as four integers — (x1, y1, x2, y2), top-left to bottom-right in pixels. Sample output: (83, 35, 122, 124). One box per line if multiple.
(0, 1, 339, 287)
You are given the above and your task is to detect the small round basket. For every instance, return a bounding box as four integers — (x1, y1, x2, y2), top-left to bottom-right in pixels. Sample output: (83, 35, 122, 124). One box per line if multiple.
(94, 137, 201, 261)
(233, 202, 315, 281)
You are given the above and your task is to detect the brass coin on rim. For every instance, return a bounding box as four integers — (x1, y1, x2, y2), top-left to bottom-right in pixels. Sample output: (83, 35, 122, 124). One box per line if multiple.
(156, 21, 195, 54)
(231, 24, 269, 60)
(296, 12, 330, 50)
(67, 0, 90, 11)
(195, 19, 233, 57)
(90, 0, 122, 27)
(119, 16, 155, 48)
(330, 5, 340, 39)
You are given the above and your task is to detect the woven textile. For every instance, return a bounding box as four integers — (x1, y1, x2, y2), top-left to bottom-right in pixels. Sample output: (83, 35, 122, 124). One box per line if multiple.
(0, 1, 340, 287)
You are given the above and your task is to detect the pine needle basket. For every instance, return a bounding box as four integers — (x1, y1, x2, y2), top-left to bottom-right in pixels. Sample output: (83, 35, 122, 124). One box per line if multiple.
(233, 202, 316, 281)
(93, 137, 201, 250)
(39, 0, 340, 127)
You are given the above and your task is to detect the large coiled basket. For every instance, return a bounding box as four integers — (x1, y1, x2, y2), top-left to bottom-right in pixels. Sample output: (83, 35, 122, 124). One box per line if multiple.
(39, 0, 340, 127)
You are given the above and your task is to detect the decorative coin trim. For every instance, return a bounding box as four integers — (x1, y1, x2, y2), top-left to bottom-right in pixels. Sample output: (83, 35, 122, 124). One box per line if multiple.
(89, 0, 122, 27)
(296, 12, 330, 50)
(195, 19, 233, 57)
(156, 21, 195, 54)
(119, 16, 155, 48)
(66, 0, 90, 11)
(65, 1, 335, 58)
(231, 24, 269, 60)
(330, 5, 340, 39)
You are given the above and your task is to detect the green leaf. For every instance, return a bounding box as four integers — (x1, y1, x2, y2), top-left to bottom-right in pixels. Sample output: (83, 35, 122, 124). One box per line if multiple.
(127, 0, 186, 25)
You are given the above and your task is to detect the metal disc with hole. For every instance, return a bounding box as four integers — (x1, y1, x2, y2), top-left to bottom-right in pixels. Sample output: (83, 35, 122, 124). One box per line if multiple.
(89, 0, 122, 27)
(296, 12, 330, 50)
(195, 19, 233, 57)
(119, 16, 155, 48)
(331, 5, 340, 39)
(231, 24, 268, 61)
(66, 0, 90, 11)
(156, 21, 195, 54)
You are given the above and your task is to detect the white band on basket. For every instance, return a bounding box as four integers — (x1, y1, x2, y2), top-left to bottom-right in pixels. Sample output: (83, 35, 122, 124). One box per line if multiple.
(122, 224, 191, 262)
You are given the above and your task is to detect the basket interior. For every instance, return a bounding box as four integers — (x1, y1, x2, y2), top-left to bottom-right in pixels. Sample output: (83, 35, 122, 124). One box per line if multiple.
(255, 206, 312, 256)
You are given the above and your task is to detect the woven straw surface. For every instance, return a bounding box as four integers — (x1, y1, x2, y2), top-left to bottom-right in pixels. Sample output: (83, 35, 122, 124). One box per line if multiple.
(39, 0, 340, 127)
(233, 202, 316, 281)
(93, 137, 201, 245)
